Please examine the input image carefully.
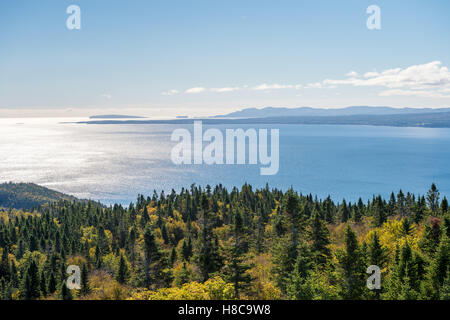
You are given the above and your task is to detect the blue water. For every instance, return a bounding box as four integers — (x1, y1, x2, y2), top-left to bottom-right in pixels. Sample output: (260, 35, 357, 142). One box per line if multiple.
(1, 118, 449, 205)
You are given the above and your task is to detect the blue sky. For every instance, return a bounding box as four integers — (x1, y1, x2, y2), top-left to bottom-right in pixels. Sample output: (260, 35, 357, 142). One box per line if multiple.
(1, 0, 450, 117)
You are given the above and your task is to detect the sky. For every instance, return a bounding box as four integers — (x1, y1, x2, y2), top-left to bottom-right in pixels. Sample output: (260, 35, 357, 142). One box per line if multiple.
(1, 0, 450, 118)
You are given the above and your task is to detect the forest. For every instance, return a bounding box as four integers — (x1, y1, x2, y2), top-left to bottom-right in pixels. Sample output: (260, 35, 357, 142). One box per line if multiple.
(0, 182, 79, 210)
(0, 183, 449, 300)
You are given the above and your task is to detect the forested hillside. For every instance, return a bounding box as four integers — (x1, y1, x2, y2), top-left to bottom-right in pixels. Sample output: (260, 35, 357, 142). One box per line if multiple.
(0, 183, 78, 210)
(0, 183, 449, 300)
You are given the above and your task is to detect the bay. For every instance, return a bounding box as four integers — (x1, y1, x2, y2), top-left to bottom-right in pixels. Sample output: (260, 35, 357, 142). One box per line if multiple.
(1, 117, 449, 205)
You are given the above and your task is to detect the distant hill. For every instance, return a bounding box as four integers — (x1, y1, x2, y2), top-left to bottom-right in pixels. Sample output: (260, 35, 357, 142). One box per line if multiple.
(213, 106, 450, 118)
(79, 110, 450, 128)
(90, 114, 146, 119)
(0, 182, 79, 209)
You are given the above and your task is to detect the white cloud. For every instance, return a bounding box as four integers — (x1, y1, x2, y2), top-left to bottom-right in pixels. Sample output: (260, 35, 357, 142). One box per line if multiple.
(251, 83, 301, 90)
(322, 61, 450, 90)
(363, 71, 379, 78)
(346, 71, 359, 78)
(163, 62, 450, 99)
(100, 94, 112, 99)
(210, 87, 240, 93)
(162, 89, 179, 96)
(185, 87, 206, 94)
(379, 89, 449, 98)
(310, 61, 450, 99)
(304, 82, 323, 89)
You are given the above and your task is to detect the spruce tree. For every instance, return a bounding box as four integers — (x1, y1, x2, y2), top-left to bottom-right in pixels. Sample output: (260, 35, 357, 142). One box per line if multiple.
(367, 231, 388, 269)
(48, 272, 57, 294)
(40, 271, 47, 297)
(143, 226, 164, 287)
(174, 262, 192, 287)
(80, 262, 90, 296)
(286, 242, 314, 299)
(419, 218, 442, 257)
(0, 248, 10, 281)
(340, 200, 350, 223)
(413, 196, 426, 223)
(427, 183, 440, 214)
(95, 245, 102, 269)
(428, 233, 450, 298)
(309, 210, 331, 266)
(170, 247, 177, 266)
(182, 238, 193, 261)
(440, 266, 450, 300)
(372, 196, 386, 227)
(20, 260, 40, 300)
(337, 225, 366, 299)
(384, 242, 420, 299)
(116, 254, 130, 284)
(197, 194, 222, 282)
(223, 210, 252, 298)
(271, 232, 299, 294)
(441, 196, 449, 215)
(60, 281, 72, 300)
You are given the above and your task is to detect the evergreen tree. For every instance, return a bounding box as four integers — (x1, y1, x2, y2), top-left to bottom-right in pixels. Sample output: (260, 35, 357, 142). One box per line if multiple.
(182, 238, 193, 261)
(367, 231, 388, 269)
(337, 225, 366, 299)
(398, 269, 419, 300)
(440, 266, 450, 300)
(413, 196, 426, 223)
(59, 281, 72, 300)
(402, 218, 414, 236)
(10, 260, 18, 288)
(353, 199, 363, 222)
(286, 242, 314, 299)
(372, 196, 386, 227)
(116, 253, 130, 284)
(441, 196, 449, 215)
(309, 210, 331, 266)
(428, 233, 450, 298)
(0, 248, 10, 281)
(419, 217, 442, 257)
(143, 226, 165, 288)
(174, 262, 192, 287)
(223, 210, 253, 298)
(95, 245, 102, 269)
(20, 260, 40, 300)
(128, 227, 137, 266)
(340, 200, 350, 223)
(271, 234, 298, 293)
(384, 242, 420, 299)
(197, 194, 222, 282)
(170, 247, 177, 266)
(80, 262, 90, 296)
(397, 190, 406, 216)
(40, 271, 47, 297)
(48, 272, 57, 294)
(427, 183, 440, 214)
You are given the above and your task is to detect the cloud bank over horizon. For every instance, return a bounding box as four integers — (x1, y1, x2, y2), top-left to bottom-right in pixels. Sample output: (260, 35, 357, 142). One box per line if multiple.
(160, 61, 450, 100)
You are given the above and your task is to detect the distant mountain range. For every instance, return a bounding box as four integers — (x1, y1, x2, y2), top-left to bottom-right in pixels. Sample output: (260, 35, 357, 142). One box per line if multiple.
(213, 106, 450, 118)
(77, 106, 450, 128)
(77, 111, 450, 128)
(90, 114, 146, 119)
